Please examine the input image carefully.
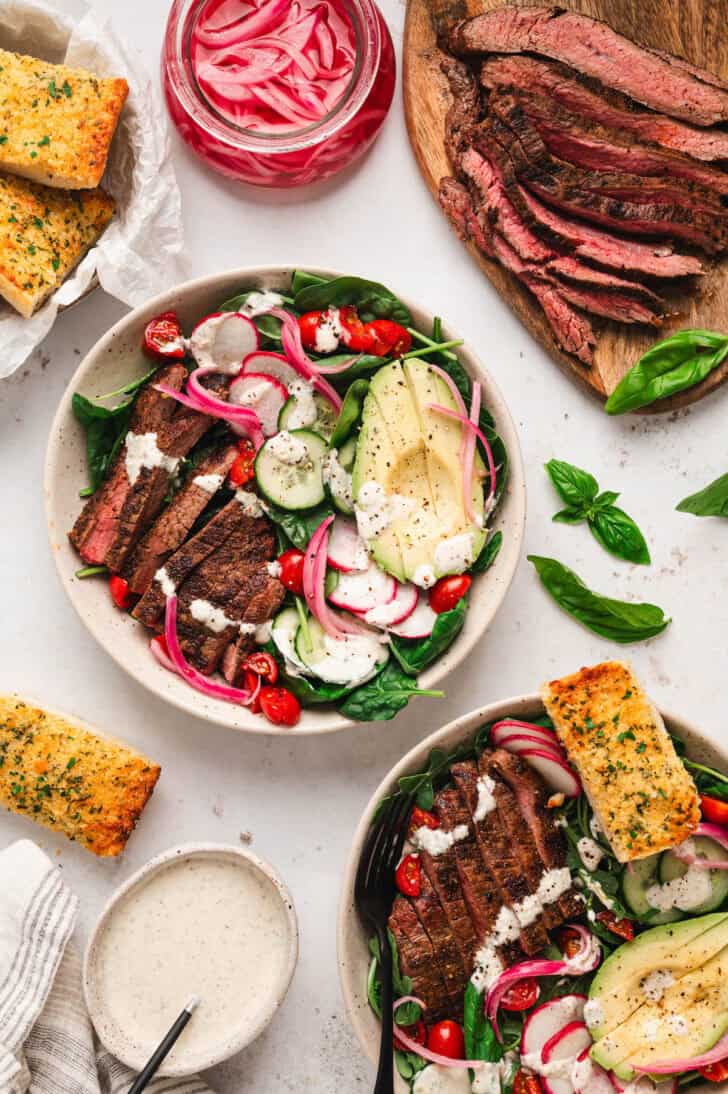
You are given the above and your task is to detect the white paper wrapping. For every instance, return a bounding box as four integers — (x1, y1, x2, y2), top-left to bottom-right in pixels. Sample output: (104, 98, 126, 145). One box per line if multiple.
(0, 0, 185, 377)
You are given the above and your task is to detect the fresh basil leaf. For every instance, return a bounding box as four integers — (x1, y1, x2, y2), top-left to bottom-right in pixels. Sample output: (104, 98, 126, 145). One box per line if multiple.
(471, 530, 502, 575)
(338, 661, 444, 722)
(528, 555, 670, 643)
(330, 379, 369, 447)
(593, 490, 620, 510)
(552, 505, 591, 525)
(464, 982, 502, 1062)
(677, 472, 728, 517)
(72, 392, 133, 492)
(589, 506, 651, 565)
(605, 330, 728, 415)
(390, 599, 467, 677)
(293, 275, 412, 326)
(264, 500, 334, 550)
(545, 458, 598, 507)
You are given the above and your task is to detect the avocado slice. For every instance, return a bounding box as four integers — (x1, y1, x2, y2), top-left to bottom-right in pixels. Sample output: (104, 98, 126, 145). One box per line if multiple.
(592, 943, 728, 1079)
(351, 394, 406, 580)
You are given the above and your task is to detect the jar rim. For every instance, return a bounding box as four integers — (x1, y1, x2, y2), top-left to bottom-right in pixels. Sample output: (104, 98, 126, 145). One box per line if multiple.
(163, 0, 383, 154)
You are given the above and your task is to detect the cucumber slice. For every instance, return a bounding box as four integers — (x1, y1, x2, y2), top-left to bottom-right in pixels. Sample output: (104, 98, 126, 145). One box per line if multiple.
(658, 837, 728, 913)
(324, 450, 354, 516)
(271, 607, 308, 672)
(338, 436, 357, 472)
(278, 391, 336, 440)
(255, 429, 328, 511)
(293, 618, 388, 685)
(621, 855, 681, 923)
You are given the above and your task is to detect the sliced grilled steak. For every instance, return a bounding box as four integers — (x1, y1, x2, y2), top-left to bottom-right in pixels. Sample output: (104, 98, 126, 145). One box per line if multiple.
(388, 896, 451, 1023)
(411, 869, 469, 1012)
(441, 55, 482, 165)
(439, 176, 495, 257)
(488, 749, 583, 920)
(451, 759, 548, 956)
(69, 364, 186, 565)
(479, 55, 728, 163)
(418, 845, 479, 968)
(221, 576, 286, 686)
(514, 92, 728, 198)
(123, 444, 238, 596)
(449, 6, 728, 126)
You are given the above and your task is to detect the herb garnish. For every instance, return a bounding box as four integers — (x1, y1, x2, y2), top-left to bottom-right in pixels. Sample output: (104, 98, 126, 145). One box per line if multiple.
(676, 472, 728, 518)
(605, 330, 728, 414)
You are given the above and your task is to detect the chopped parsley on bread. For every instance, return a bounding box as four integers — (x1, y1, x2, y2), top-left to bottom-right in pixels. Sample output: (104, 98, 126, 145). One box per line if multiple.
(0, 49, 128, 189)
(0, 172, 113, 316)
(542, 661, 700, 862)
(0, 696, 160, 856)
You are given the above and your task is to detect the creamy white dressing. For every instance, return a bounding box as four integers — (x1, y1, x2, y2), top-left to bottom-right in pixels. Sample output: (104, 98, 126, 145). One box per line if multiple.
(240, 290, 284, 317)
(192, 472, 224, 494)
(570, 1053, 594, 1091)
(266, 430, 309, 466)
(125, 432, 180, 486)
(473, 775, 497, 822)
(189, 599, 237, 633)
(354, 480, 415, 542)
(154, 567, 176, 599)
(324, 451, 354, 510)
(577, 836, 605, 872)
(640, 969, 675, 1002)
(584, 997, 604, 1029)
(646, 850, 713, 912)
(286, 379, 318, 429)
(410, 824, 469, 857)
(589, 815, 603, 840)
(520, 1052, 573, 1079)
(267, 560, 282, 578)
(91, 856, 292, 1071)
(579, 872, 614, 909)
(642, 1018, 661, 1043)
(235, 489, 265, 516)
(413, 564, 437, 589)
(254, 620, 273, 645)
(364, 599, 409, 628)
(189, 313, 246, 374)
(413, 1065, 471, 1094)
(310, 631, 384, 685)
(434, 532, 474, 576)
(314, 307, 343, 353)
(668, 1014, 688, 1036)
(238, 623, 257, 636)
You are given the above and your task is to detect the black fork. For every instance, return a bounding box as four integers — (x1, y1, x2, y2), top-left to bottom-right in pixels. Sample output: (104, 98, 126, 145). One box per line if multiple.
(355, 793, 414, 1094)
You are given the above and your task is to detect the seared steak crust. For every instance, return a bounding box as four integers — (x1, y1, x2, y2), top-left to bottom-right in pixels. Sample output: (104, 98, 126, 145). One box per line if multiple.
(388, 897, 451, 1023)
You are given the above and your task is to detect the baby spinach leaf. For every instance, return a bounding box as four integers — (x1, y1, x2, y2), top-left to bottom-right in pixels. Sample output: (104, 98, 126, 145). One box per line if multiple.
(676, 472, 728, 517)
(683, 758, 728, 801)
(528, 555, 670, 643)
(264, 500, 334, 550)
(280, 673, 353, 706)
(605, 329, 728, 415)
(293, 275, 412, 326)
(590, 506, 651, 565)
(545, 460, 650, 564)
(330, 379, 369, 447)
(395, 1052, 428, 1081)
(368, 930, 422, 1025)
(338, 662, 444, 722)
(390, 598, 468, 677)
(471, 530, 502, 575)
(291, 269, 327, 296)
(464, 982, 502, 1062)
(545, 458, 598, 507)
(326, 354, 388, 386)
(72, 392, 133, 492)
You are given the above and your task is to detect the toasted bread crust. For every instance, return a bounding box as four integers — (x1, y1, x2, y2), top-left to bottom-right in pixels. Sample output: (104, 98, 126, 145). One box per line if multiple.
(542, 661, 700, 862)
(0, 49, 128, 189)
(0, 696, 160, 856)
(0, 172, 113, 315)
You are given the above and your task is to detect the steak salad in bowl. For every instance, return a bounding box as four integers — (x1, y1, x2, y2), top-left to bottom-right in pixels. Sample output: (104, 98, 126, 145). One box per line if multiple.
(339, 662, 728, 1093)
(50, 267, 524, 733)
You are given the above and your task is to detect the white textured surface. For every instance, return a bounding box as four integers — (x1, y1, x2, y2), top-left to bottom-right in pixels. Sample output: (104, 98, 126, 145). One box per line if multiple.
(1, 0, 727, 1089)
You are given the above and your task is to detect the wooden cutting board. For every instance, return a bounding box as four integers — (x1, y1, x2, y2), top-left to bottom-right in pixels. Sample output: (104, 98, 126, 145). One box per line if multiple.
(403, 0, 728, 411)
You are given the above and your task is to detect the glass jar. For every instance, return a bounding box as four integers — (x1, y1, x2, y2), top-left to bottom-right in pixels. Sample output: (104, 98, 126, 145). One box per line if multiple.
(162, 0, 396, 188)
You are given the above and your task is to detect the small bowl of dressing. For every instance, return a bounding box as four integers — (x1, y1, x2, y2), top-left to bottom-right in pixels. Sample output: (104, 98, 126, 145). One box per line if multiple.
(83, 844, 298, 1076)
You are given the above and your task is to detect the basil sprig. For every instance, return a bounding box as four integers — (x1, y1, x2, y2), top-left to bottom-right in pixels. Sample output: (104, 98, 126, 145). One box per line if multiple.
(676, 472, 728, 517)
(528, 555, 671, 643)
(605, 330, 728, 415)
(545, 459, 650, 565)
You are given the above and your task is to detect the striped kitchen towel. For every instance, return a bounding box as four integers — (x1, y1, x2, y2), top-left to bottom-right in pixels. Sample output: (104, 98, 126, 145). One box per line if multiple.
(0, 840, 212, 1094)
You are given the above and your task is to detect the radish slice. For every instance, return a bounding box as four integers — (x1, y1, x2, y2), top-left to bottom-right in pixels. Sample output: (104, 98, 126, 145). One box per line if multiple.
(492, 719, 559, 746)
(362, 582, 419, 628)
(518, 748, 581, 797)
(522, 995, 587, 1059)
(387, 595, 437, 639)
(328, 563, 396, 613)
(573, 1049, 613, 1094)
(229, 372, 288, 436)
(327, 517, 369, 573)
(542, 1021, 593, 1094)
(302, 516, 370, 639)
(189, 312, 259, 373)
(242, 351, 300, 387)
(498, 732, 568, 760)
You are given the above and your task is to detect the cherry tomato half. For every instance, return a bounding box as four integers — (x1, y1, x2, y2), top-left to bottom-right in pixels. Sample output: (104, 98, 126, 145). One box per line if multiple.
(595, 910, 635, 941)
(109, 575, 132, 611)
(514, 1070, 543, 1094)
(298, 311, 323, 350)
(339, 306, 373, 352)
(245, 669, 262, 714)
(500, 977, 540, 1012)
(394, 1018, 426, 1052)
(395, 853, 421, 898)
(699, 1060, 728, 1083)
(427, 1020, 465, 1060)
(555, 926, 584, 960)
(258, 686, 301, 727)
(241, 651, 279, 684)
(143, 311, 185, 359)
(365, 319, 412, 357)
(429, 575, 472, 614)
(277, 548, 305, 596)
(409, 806, 440, 835)
(700, 794, 728, 825)
(229, 441, 256, 487)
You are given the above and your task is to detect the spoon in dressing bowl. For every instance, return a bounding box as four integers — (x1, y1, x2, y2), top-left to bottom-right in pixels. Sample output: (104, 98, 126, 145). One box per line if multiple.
(128, 997, 201, 1093)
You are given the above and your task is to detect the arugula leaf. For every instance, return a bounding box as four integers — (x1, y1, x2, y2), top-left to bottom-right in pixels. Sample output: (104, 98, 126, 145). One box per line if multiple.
(590, 506, 651, 565)
(471, 530, 502, 575)
(390, 599, 467, 677)
(677, 472, 728, 518)
(545, 458, 598, 507)
(528, 555, 670, 643)
(72, 392, 133, 492)
(293, 274, 412, 326)
(330, 379, 369, 447)
(338, 662, 444, 722)
(605, 330, 728, 415)
(464, 982, 502, 1063)
(264, 500, 334, 550)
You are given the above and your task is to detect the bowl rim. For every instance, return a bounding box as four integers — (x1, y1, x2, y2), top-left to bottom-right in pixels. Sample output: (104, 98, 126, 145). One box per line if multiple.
(82, 841, 299, 1076)
(44, 264, 526, 735)
(335, 690, 728, 1078)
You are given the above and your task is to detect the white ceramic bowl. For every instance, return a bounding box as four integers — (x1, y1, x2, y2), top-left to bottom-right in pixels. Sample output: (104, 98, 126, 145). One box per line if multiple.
(336, 692, 728, 1090)
(44, 266, 526, 734)
(83, 843, 298, 1076)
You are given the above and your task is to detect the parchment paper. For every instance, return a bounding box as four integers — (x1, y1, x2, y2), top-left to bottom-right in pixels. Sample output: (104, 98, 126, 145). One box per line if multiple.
(0, 0, 185, 376)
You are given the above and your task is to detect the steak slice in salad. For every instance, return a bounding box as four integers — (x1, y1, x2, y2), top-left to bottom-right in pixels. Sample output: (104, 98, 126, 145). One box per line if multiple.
(389, 896, 452, 1024)
(410, 869, 469, 1017)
